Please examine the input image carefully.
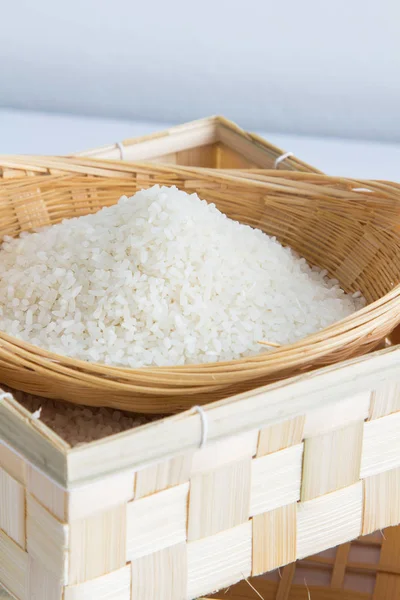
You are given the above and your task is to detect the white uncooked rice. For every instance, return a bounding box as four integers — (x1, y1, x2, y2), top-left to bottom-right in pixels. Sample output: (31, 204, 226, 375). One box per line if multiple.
(0, 185, 365, 367)
(5, 387, 150, 446)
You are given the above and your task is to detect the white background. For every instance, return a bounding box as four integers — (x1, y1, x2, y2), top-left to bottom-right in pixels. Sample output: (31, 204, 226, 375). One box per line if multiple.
(1, 0, 400, 142)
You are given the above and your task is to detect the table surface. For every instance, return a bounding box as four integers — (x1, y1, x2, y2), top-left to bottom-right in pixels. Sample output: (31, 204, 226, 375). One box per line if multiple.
(0, 108, 398, 599)
(1, 108, 399, 181)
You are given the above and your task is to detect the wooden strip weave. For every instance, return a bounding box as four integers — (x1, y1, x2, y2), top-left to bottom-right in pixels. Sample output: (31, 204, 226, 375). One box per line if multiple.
(208, 526, 400, 599)
(0, 377, 399, 599)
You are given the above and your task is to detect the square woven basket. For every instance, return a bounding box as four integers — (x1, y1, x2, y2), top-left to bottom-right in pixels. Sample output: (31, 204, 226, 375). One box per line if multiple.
(76, 115, 320, 172)
(0, 116, 320, 178)
(0, 122, 399, 600)
(0, 344, 399, 600)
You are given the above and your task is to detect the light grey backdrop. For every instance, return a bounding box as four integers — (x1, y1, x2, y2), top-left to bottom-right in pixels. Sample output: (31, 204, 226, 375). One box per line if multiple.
(1, 0, 399, 142)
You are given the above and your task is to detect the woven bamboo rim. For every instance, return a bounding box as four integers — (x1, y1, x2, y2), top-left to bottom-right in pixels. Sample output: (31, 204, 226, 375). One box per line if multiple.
(0, 158, 399, 413)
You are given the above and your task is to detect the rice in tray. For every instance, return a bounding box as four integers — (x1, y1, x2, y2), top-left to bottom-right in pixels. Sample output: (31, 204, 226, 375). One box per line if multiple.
(0, 185, 365, 368)
(5, 386, 151, 446)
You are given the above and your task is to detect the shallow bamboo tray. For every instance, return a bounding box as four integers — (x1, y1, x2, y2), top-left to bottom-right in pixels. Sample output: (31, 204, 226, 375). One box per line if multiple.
(0, 345, 399, 599)
(206, 525, 400, 599)
(0, 163, 399, 412)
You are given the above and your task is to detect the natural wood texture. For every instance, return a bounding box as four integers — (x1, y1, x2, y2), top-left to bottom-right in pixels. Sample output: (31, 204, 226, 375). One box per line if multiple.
(360, 411, 400, 478)
(301, 421, 363, 501)
(131, 544, 187, 600)
(29, 558, 64, 600)
(330, 541, 351, 588)
(27, 465, 66, 521)
(26, 494, 69, 583)
(68, 504, 126, 585)
(126, 482, 188, 560)
(188, 458, 251, 541)
(257, 417, 305, 457)
(303, 393, 370, 438)
(215, 144, 255, 169)
(0, 392, 69, 487)
(250, 445, 303, 516)
(0, 467, 25, 548)
(67, 471, 134, 520)
(369, 382, 400, 419)
(187, 522, 252, 599)
(75, 116, 321, 173)
(0, 166, 399, 412)
(0, 442, 26, 485)
(275, 562, 296, 600)
(48, 347, 400, 488)
(64, 565, 131, 600)
(363, 467, 400, 534)
(297, 482, 363, 559)
(209, 526, 400, 600)
(191, 431, 258, 474)
(0, 364, 399, 597)
(146, 144, 218, 168)
(252, 503, 297, 575)
(187, 431, 257, 541)
(1, 347, 400, 598)
(135, 454, 191, 499)
(373, 526, 400, 599)
(0, 530, 29, 600)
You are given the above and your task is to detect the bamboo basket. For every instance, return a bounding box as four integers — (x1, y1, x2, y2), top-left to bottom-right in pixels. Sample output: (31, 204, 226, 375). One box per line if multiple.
(75, 116, 321, 172)
(0, 344, 399, 600)
(75, 116, 396, 363)
(205, 525, 400, 599)
(2, 530, 399, 600)
(0, 117, 320, 179)
(0, 162, 399, 412)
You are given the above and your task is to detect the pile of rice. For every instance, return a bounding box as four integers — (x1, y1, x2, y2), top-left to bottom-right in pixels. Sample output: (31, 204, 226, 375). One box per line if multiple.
(0, 185, 365, 367)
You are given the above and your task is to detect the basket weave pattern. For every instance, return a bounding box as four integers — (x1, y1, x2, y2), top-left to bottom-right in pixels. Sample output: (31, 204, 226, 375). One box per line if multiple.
(0, 164, 399, 412)
(208, 526, 400, 599)
(0, 370, 399, 599)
